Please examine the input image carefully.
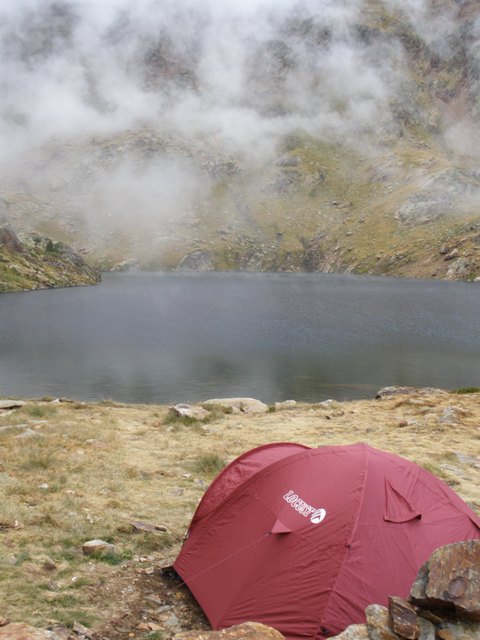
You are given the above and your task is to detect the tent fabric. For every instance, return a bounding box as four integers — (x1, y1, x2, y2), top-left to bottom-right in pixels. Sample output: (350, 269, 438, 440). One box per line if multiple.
(191, 442, 310, 525)
(174, 443, 480, 640)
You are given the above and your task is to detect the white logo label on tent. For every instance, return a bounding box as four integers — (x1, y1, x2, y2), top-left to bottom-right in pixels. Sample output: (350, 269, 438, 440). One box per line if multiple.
(283, 490, 327, 524)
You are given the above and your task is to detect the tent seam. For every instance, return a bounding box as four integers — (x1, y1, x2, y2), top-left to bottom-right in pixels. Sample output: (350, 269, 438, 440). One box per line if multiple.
(314, 443, 370, 639)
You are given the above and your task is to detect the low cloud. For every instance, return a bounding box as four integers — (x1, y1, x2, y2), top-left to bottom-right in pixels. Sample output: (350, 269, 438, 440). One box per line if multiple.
(0, 0, 478, 244)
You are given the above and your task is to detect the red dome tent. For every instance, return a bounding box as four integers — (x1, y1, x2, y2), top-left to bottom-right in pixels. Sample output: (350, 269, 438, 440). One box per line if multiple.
(174, 443, 480, 640)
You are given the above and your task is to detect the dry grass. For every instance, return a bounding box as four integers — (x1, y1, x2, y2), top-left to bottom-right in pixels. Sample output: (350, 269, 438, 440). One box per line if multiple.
(0, 392, 479, 632)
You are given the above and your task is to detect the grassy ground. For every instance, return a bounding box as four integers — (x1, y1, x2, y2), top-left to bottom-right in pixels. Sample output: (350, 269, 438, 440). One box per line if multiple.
(0, 391, 479, 638)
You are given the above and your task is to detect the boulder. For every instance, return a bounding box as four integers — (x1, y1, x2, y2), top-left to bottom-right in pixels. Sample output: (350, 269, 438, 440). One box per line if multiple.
(173, 622, 285, 640)
(0, 400, 26, 410)
(203, 397, 269, 414)
(169, 404, 210, 421)
(81, 539, 115, 555)
(409, 540, 480, 621)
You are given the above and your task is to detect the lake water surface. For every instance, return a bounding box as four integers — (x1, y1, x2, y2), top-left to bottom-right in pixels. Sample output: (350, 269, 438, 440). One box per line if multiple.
(1, 272, 479, 403)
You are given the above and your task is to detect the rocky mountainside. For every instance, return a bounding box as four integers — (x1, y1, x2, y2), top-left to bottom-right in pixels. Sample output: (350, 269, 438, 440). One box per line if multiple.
(0, 226, 100, 291)
(1, 0, 480, 282)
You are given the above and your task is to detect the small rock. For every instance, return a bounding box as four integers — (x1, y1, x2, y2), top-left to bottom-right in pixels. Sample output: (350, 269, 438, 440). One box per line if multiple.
(0, 619, 9, 628)
(81, 539, 115, 555)
(389, 596, 419, 639)
(169, 404, 210, 421)
(38, 483, 49, 490)
(318, 399, 335, 407)
(164, 613, 181, 628)
(41, 556, 57, 571)
(366, 604, 401, 640)
(417, 617, 436, 640)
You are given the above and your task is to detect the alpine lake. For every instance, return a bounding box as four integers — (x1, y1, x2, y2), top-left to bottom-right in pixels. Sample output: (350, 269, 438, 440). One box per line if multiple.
(1, 272, 479, 404)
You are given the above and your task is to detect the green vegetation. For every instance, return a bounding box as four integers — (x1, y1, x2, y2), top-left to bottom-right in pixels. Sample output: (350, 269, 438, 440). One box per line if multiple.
(192, 453, 226, 477)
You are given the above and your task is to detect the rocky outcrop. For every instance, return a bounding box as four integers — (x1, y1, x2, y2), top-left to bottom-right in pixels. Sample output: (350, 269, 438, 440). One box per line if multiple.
(329, 540, 480, 640)
(177, 251, 215, 272)
(0, 226, 101, 292)
(410, 540, 480, 621)
(395, 170, 480, 226)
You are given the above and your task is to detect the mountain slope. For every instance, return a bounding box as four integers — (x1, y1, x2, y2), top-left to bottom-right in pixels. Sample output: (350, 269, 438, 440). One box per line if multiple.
(1, 0, 480, 282)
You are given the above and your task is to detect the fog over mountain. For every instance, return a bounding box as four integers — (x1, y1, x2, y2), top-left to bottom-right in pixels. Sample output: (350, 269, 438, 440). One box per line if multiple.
(1, 0, 479, 279)
(0, 0, 401, 150)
